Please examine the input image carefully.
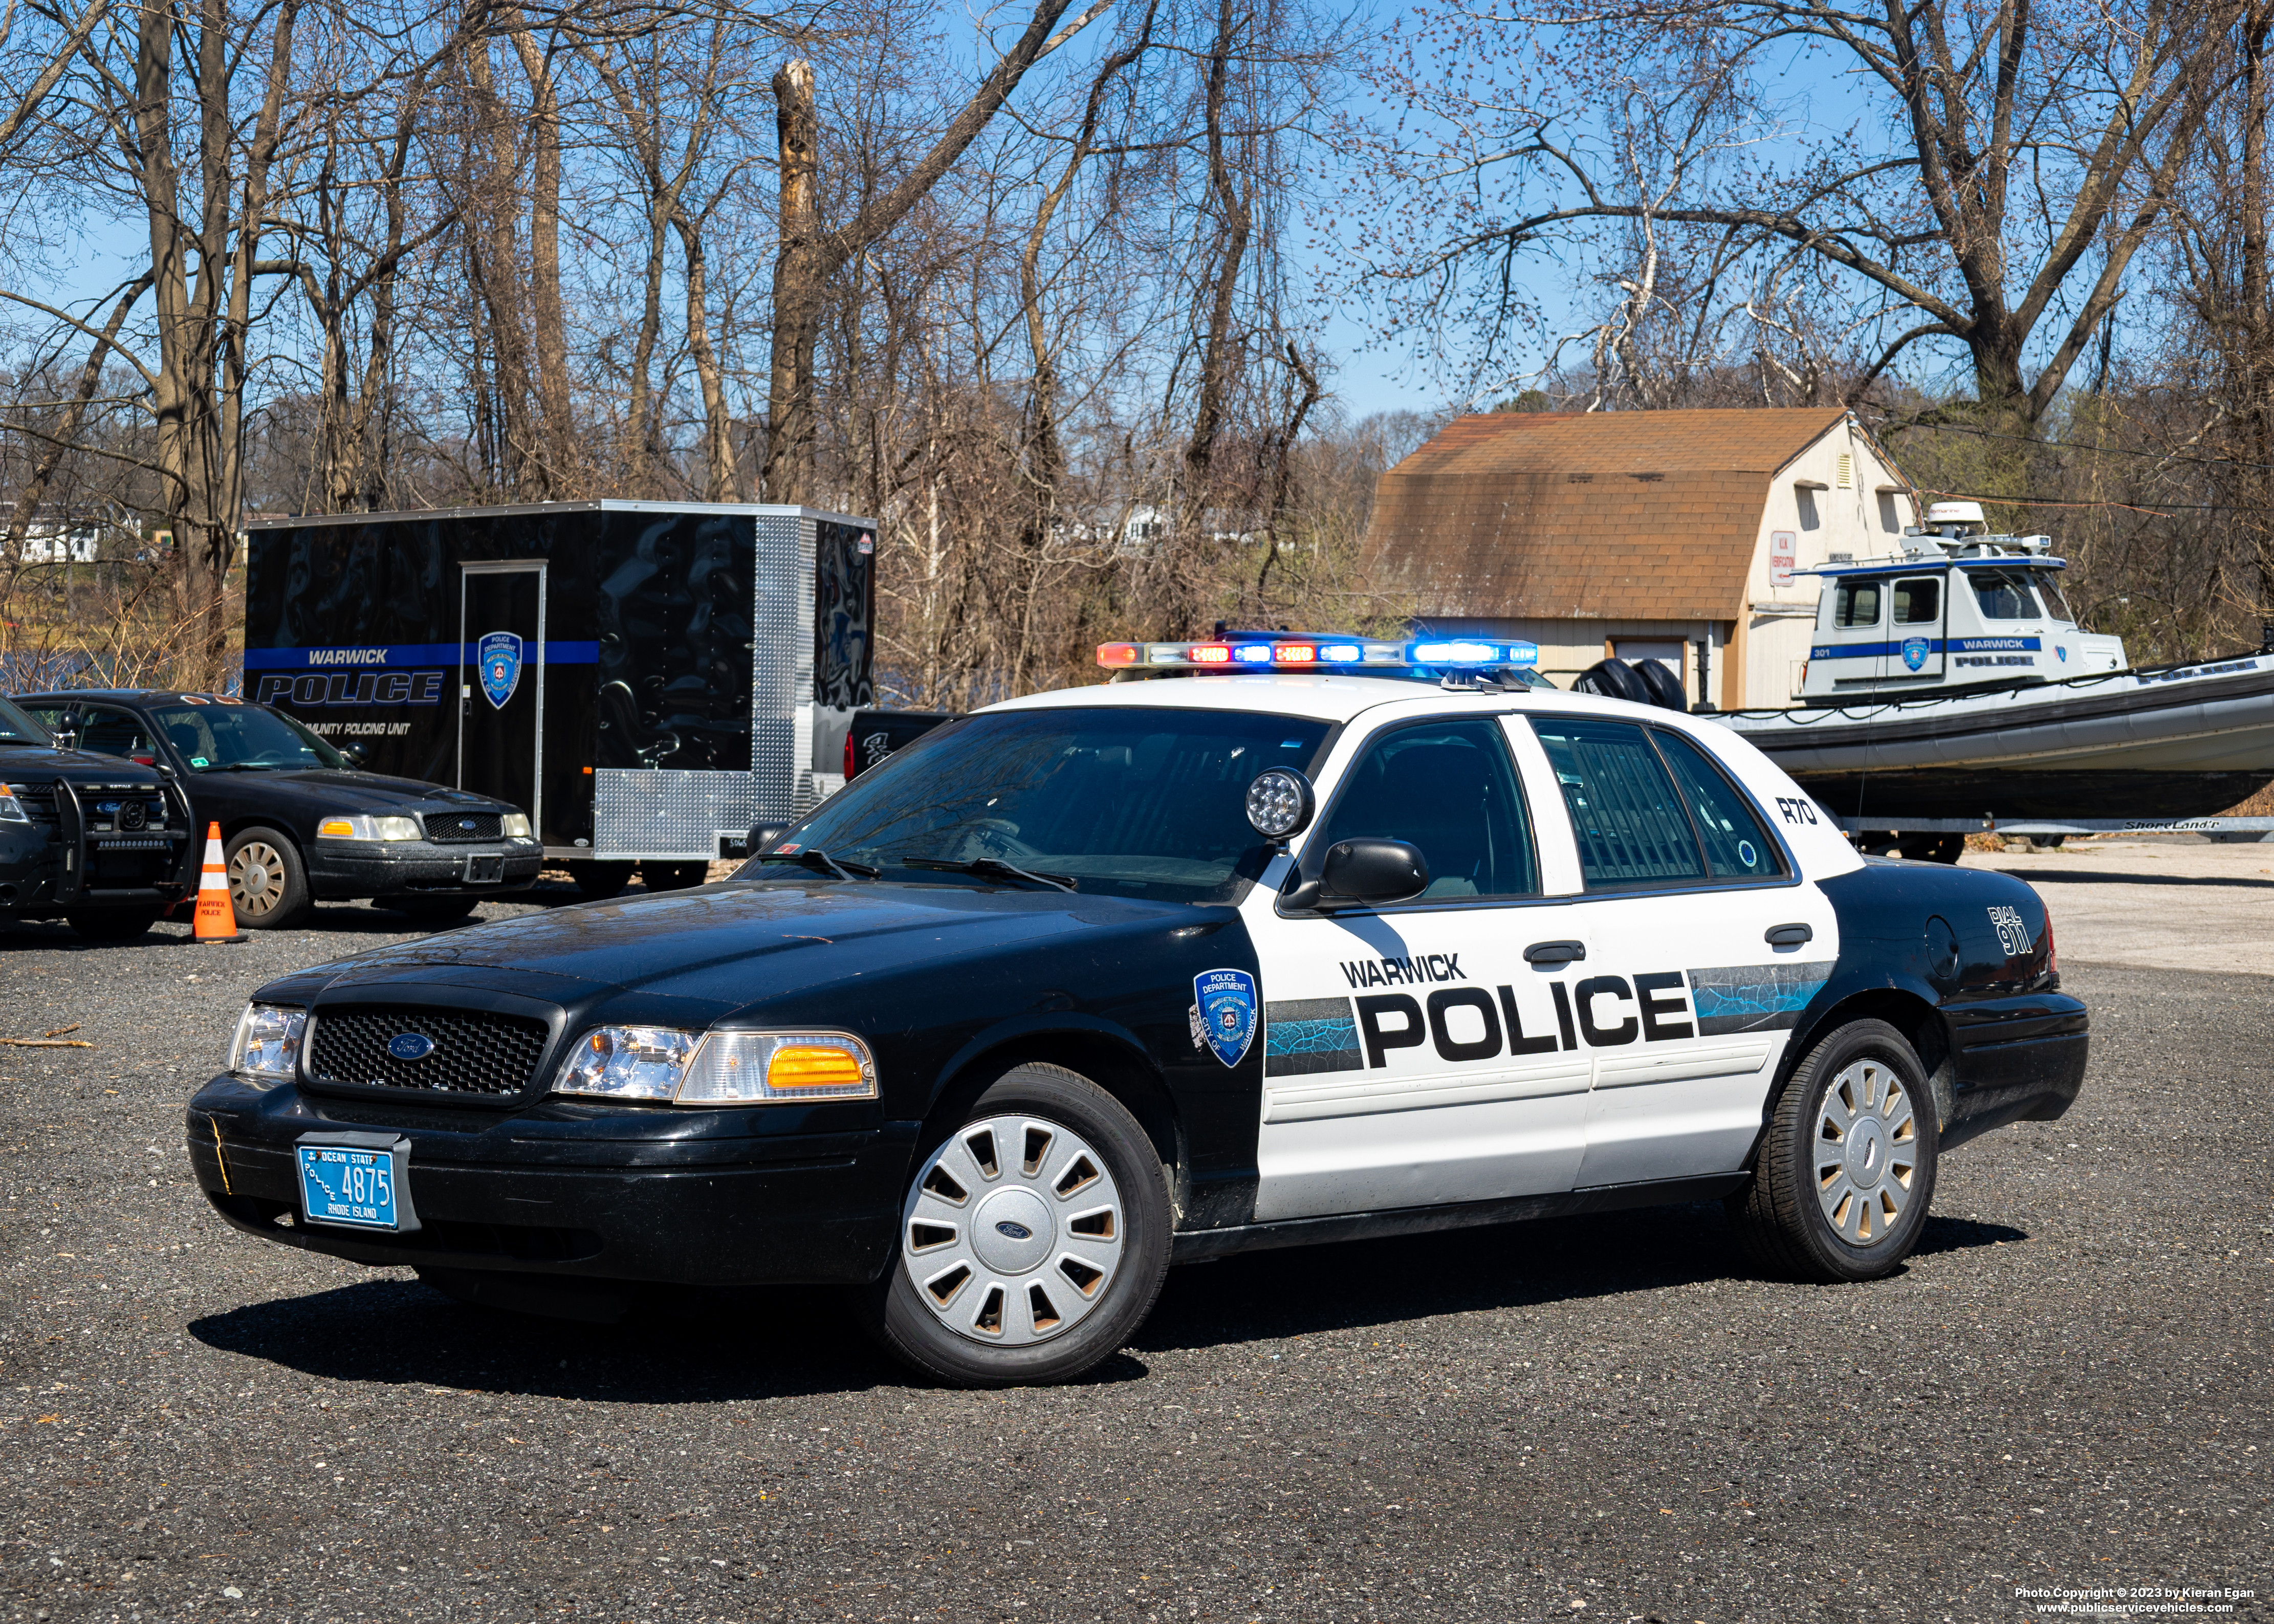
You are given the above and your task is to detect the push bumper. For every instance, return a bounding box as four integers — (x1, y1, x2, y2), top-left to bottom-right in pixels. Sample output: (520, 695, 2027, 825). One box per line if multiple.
(1942, 990, 2089, 1150)
(307, 840, 543, 900)
(186, 1076, 916, 1287)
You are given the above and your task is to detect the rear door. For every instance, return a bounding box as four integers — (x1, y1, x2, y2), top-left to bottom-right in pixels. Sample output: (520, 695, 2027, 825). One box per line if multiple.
(1519, 714, 1836, 1187)
(1246, 714, 1591, 1222)
(457, 563, 546, 830)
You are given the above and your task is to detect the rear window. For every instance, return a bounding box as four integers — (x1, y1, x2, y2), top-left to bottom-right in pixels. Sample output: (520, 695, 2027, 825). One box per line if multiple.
(1833, 581, 1882, 627)
(1528, 718, 1784, 889)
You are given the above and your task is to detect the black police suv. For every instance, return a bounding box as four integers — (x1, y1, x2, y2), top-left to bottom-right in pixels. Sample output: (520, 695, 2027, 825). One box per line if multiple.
(186, 647, 2087, 1387)
(0, 693, 193, 937)
(23, 692, 541, 930)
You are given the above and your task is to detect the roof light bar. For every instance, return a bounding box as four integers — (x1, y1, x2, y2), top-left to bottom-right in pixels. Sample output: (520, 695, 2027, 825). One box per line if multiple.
(1095, 635, 1540, 673)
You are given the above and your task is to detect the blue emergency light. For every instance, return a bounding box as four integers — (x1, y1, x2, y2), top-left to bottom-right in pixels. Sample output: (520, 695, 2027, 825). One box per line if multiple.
(1096, 634, 1540, 673)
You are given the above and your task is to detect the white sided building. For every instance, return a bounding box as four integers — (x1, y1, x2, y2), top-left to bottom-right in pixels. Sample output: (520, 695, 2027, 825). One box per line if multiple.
(1359, 407, 1918, 709)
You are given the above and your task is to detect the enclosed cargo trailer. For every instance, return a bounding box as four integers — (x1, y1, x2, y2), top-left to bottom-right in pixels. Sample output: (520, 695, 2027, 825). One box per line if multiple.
(242, 502, 874, 868)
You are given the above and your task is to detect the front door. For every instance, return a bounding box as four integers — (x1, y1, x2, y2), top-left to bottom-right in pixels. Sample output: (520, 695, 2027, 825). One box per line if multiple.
(1885, 572, 1946, 684)
(1246, 715, 1591, 1223)
(457, 563, 545, 830)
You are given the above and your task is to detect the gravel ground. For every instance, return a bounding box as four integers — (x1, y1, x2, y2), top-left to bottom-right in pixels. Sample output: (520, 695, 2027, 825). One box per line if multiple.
(2, 889, 2269, 1624)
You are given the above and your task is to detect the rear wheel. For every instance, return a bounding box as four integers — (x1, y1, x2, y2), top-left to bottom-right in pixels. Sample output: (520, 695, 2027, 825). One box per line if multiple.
(224, 826, 311, 930)
(863, 1063, 1171, 1387)
(566, 861, 635, 899)
(1728, 1018, 1939, 1283)
(640, 860, 709, 892)
(67, 906, 162, 940)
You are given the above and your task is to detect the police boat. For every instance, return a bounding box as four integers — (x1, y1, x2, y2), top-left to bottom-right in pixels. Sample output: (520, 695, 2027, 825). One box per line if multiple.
(1716, 503, 2274, 822)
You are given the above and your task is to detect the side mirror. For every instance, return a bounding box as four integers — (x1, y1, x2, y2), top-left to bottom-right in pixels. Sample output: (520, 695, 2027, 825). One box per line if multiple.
(338, 742, 368, 769)
(1283, 837, 1430, 911)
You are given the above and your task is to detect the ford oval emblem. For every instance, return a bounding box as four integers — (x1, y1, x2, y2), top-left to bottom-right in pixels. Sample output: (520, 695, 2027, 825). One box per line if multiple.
(459, 818, 477, 830)
(387, 1033, 435, 1062)
(994, 1220, 1033, 1240)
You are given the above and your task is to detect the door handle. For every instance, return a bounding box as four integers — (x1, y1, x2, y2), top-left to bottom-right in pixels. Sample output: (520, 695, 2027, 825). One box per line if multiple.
(1765, 923, 1813, 946)
(1524, 939, 1586, 965)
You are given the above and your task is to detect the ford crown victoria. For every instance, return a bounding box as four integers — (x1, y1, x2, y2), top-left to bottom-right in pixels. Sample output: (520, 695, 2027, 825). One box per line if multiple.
(185, 634, 2086, 1385)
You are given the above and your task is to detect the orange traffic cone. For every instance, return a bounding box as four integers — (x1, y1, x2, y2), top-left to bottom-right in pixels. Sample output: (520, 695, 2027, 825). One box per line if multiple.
(193, 823, 248, 944)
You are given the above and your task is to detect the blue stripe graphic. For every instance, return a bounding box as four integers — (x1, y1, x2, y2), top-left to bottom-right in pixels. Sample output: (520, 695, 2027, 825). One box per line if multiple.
(1808, 637, 2040, 661)
(244, 641, 599, 670)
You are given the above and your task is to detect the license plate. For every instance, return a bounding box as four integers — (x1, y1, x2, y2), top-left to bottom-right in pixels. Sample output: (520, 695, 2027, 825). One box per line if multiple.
(295, 1144, 401, 1231)
(463, 853, 505, 884)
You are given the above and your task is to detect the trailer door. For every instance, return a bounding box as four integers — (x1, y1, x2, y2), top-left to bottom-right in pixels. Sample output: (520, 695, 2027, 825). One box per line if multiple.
(457, 562, 546, 832)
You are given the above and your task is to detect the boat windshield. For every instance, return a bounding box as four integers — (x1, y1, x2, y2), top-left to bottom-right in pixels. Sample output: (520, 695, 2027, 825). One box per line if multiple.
(743, 707, 1333, 904)
(1970, 569, 2044, 620)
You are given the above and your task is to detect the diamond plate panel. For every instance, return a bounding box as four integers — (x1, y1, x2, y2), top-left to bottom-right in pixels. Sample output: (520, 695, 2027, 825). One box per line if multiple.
(593, 769, 779, 860)
(754, 511, 803, 812)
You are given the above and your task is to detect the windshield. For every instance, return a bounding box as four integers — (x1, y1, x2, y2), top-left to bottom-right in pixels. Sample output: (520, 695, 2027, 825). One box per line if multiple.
(154, 703, 345, 772)
(1970, 569, 2044, 620)
(747, 707, 1335, 903)
(0, 694, 51, 746)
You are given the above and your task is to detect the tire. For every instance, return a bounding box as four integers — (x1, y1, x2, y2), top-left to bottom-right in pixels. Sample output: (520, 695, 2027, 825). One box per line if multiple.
(385, 896, 479, 923)
(1574, 657, 1653, 706)
(862, 1063, 1171, 1387)
(67, 906, 162, 940)
(1726, 1018, 1940, 1283)
(224, 826, 311, 930)
(566, 861, 635, 899)
(640, 860, 709, 892)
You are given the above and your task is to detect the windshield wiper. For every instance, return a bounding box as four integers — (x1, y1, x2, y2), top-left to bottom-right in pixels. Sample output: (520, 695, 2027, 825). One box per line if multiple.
(904, 856, 1077, 892)
(203, 762, 285, 772)
(757, 848, 879, 881)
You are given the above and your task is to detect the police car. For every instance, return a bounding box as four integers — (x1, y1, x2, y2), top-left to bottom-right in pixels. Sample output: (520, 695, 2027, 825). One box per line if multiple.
(186, 633, 2086, 1386)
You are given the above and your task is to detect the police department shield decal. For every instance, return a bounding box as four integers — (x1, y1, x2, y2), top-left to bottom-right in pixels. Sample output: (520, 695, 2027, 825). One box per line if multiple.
(1901, 636, 1930, 672)
(477, 631, 522, 710)
(1194, 969, 1258, 1068)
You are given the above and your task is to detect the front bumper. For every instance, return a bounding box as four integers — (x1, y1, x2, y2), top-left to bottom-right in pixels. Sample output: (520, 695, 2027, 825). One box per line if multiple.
(186, 1076, 917, 1287)
(307, 839, 543, 900)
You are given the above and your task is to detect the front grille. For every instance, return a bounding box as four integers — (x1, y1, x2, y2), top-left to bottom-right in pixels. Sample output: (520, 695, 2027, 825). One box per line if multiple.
(308, 1007, 550, 1097)
(11, 784, 58, 824)
(424, 812, 503, 844)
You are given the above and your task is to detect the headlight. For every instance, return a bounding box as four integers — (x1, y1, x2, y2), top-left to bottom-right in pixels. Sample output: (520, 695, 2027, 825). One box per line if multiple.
(229, 1003, 307, 1080)
(316, 814, 422, 841)
(501, 813, 532, 839)
(0, 784, 27, 824)
(551, 1027, 877, 1104)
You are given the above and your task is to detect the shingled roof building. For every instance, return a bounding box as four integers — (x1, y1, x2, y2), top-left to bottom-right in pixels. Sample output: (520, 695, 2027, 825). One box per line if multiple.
(1359, 407, 1917, 710)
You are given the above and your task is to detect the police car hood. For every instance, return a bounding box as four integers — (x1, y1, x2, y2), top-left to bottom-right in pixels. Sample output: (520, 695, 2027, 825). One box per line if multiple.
(258, 880, 1195, 1021)
(0, 742, 166, 785)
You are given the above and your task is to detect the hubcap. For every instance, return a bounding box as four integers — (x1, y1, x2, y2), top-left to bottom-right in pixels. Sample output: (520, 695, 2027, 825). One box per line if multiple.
(229, 842, 287, 917)
(901, 1114, 1124, 1346)
(1814, 1058, 1917, 1246)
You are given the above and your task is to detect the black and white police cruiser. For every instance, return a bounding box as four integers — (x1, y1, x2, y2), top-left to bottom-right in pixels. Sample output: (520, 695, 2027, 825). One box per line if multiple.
(188, 631, 2086, 1386)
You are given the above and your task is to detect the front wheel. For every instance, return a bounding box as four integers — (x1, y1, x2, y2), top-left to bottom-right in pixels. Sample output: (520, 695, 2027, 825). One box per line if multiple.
(1727, 1018, 1940, 1283)
(224, 827, 311, 930)
(863, 1063, 1171, 1387)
